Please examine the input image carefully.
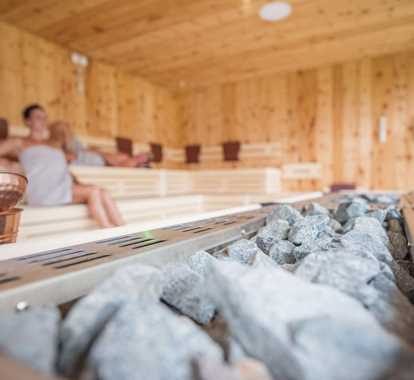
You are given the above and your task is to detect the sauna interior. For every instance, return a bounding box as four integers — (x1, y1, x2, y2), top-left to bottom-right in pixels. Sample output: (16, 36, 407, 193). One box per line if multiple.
(1, 1, 414, 379)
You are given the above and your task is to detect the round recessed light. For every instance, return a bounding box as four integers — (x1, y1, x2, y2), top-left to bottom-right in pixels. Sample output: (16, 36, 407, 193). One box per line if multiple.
(259, 2, 292, 22)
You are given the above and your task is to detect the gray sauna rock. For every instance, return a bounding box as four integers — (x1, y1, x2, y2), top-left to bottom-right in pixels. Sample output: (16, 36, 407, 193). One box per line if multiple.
(295, 250, 382, 302)
(187, 251, 217, 276)
(89, 301, 222, 380)
(303, 202, 329, 216)
(328, 218, 342, 233)
(282, 263, 300, 272)
(291, 317, 414, 380)
(366, 209, 387, 225)
(292, 232, 336, 261)
(341, 230, 393, 265)
(269, 239, 296, 265)
(266, 204, 303, 225)
(297, 250, 414, 344)
(288, 215, 330, 246)
(368, 273, 414, 345)
(293, 243, 320, 261)
(256, 220, 290, 254)
(335, 199, 368, 224)
(386, 207, 403, 222)
(388, 232, 408, 260)
(227, 239, 261, 265)
(58, 264, 162, 376)
(388, 219, 404, 233)
(345, 217, 390, 246)
(205, 259, 379, 380)
(361, 193, 400, 205)
(267, 219, 291, 239)
(228, 339, 247, 364)
(0, 307, 60, 375)
(161, 263, 215, 324)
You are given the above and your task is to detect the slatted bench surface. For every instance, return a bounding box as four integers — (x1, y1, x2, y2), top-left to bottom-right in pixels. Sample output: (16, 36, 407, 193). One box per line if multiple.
(17, 192, 322, 241)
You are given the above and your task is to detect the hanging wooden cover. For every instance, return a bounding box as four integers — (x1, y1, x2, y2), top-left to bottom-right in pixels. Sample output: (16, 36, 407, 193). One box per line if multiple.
(0, 119, 9, 140)
(116, 137, 133, 156)
(150, 143, 163, 163)
(223, 141, 240, 161)
(185, 145, 201, 164)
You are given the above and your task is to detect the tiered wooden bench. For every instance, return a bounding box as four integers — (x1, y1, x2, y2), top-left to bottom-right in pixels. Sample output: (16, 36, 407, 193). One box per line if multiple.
(19, 192, 322, 242)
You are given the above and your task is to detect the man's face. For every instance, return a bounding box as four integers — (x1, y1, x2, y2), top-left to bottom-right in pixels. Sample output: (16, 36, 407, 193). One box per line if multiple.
(25, 108, 48, 135)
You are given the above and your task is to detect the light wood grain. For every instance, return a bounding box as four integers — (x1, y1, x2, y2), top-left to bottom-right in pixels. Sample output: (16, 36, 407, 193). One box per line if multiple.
(1, 1, 414, 90)
(0, 21, 183, 164)
(179, 49, 414, 191)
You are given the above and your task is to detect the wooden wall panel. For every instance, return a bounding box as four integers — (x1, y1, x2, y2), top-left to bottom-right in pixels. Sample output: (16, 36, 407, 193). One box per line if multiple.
(179, 50, 414, 191)
(0, 22, 182, 158)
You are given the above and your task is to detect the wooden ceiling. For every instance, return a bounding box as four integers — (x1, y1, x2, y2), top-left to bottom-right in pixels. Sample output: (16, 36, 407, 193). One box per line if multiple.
(1, 0, 414, 91)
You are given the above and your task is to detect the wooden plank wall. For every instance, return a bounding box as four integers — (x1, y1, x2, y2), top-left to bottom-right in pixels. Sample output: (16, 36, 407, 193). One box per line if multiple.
(0, 21, 183, 158)
(178, 50, 414, 192)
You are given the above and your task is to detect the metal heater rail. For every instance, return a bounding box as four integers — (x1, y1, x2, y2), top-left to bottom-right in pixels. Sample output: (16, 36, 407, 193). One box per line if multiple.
(0, 208, 270, 312)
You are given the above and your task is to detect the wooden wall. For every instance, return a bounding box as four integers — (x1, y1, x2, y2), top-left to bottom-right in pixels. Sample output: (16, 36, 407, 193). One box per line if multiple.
(178, 50, 414, 191)
(0, 21, 182, 152)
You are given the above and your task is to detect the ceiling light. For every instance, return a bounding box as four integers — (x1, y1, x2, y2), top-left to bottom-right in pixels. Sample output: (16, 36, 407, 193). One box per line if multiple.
(259, 2, 292, 22)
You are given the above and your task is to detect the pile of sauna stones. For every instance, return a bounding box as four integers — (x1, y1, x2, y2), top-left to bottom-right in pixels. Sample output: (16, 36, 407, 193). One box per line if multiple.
(1, 193, 414, 380)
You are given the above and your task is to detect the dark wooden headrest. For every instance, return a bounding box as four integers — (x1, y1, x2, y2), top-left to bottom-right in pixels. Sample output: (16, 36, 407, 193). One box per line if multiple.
(150, 143, 163, 163)
(185, 145, 201, 164)
(0, 119, 9, 140)
(116, 137, 133, 156)
(222, 141, 240, 161)
(330, 183, 356, 192)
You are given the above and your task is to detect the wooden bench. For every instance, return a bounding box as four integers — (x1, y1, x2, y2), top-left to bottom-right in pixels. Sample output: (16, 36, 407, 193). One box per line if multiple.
(70, 166, 192, 198)
(19, 195, 204, 240)
(18, 192, 322, 241)
(70, 166, 282, 198)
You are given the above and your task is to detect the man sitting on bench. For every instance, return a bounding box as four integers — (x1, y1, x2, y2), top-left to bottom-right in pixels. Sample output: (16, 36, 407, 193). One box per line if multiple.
(49, 121, 150, 168)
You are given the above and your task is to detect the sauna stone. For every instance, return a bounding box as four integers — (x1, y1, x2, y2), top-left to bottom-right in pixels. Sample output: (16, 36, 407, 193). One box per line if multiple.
(206, 259, 381, 380)
(0, 307, 60, 375)
(256, 220, 289, 254)
(58, 264, 162, 376)
(288, 215, 331, 246)
(266, 204, 303, 225)
(187, 250, 217, 276)
(303, 202, 329, 216)
(335, 199, 368, 223)
(361, 193, 399, 205)
(366, 209, 387, 225)
(292, 248, 414, 338)
(89, 301, 222, 380)
(295, 249, 382, 302)
(227, 239, 261, 265)
(345, 216, 390, 246)
(385, 207, 403, 222)
(368, 273, 414, 345)
(341, 230, 393, 265)
(269, 239, 296, 265)
(328, 218, 342, 233)
(161, 263, 215, 324)
(291, 317, 414, 380)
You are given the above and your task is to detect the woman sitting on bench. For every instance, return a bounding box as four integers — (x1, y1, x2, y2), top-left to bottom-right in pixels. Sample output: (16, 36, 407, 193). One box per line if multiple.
(49, 121, 150, 168)
(0, 104, 125, 228)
